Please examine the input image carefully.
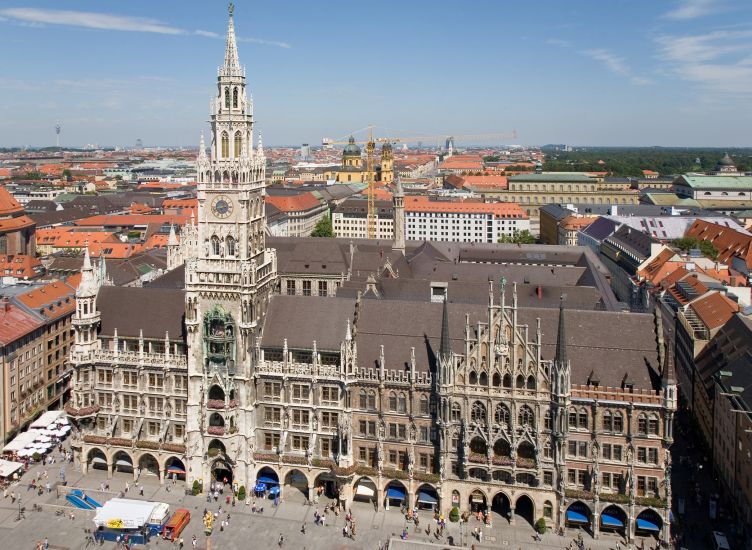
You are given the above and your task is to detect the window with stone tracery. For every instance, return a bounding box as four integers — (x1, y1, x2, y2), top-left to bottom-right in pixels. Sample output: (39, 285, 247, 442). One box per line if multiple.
(494, 403, 510, 426)
(234, 131, 242, 157)
(471, 401, 486, 424)
(224, 88, 230, 109)
(232, 87, 238, 108)
(221, 132, 229, 158)
(518, 405, 534, 428)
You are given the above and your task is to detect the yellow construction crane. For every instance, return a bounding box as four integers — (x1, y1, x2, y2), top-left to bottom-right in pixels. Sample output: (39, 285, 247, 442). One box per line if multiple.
(323, 127, 517, 238)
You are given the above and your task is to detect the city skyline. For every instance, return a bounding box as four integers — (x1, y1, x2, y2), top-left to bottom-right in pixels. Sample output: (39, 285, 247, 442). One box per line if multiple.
(1, 0, 751, 148)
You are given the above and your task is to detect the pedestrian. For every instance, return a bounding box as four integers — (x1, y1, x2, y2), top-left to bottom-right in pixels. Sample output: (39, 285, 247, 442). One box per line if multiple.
(278, 533, 284, 547)
(139, 485, 144, 496)
(192, 535, 197, 548)
(125, 481, 129, 493)
(45, 482, 50, 493)
(179, 536, 184, 549)
(301, 522, 307, 534)
(43, 537, 49, 549)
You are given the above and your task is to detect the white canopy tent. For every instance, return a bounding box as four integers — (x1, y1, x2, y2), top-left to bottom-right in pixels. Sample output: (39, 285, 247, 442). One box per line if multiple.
(3, 431, 38, 453)
(93, 498, 163, 529)
(0, 459, 23, 478)
(30, 411, 66, 430)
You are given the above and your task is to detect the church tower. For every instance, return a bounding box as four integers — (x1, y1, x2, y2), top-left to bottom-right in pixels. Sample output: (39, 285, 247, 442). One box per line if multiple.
(380, 142, 394, 183)
(185, 3, 278, 488)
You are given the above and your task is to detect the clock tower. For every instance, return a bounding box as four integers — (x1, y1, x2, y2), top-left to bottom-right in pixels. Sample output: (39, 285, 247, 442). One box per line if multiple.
(185, 3, 277, 487)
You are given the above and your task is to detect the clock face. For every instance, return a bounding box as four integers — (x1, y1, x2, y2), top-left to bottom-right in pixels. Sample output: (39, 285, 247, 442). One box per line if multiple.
(211, 196, 233, 219)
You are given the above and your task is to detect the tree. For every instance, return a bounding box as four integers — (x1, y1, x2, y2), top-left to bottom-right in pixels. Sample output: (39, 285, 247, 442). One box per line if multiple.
(192, 479, 201, 495)
(237, 485, 246, 501)
(62, 169, 72, 182)
(449, 506, 460, 522)
(671, 237, 718, 260)
(535, 517, 547, 534)
(311, 216, 334, 238)
(499, 230, 537, 244)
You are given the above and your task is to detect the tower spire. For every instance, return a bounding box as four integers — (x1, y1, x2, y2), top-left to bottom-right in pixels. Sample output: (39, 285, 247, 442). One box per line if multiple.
(440, 296, 451, 361)
(555, 294, 567, 365)
(198, 132, 207, 161)
(222, 3, 241, 76)
(662, 341, 675, 385)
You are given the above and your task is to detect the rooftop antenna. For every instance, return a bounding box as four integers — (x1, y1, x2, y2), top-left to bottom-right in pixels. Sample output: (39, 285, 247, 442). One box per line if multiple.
(55, 121, 61, 148)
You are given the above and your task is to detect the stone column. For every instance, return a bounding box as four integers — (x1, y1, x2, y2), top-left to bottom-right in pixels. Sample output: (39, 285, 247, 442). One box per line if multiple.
(626, 509, 635, 543)
(592, 509, 600, 539)
(509, 505, 516, 525)
(158, 467, 164, 485)
(107, 461, 113, 479)
(307, 485, 314, 504)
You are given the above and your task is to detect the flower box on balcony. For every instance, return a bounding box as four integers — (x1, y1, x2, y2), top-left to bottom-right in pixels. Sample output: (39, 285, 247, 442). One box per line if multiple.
(162, 443, 186, 453)
(207, 426, 225, 436)
(635, 496, 668, 508)
(413, 472, 440, 483)
(492, 456, 513, 466)
(253, 452, 277, 461)
(564, 489, 594, 500)
(311, 458, 336, 469)
(468, 453, 486, 464)
(516, 457, 536, 468)
(355, 466, 377, 477)
(83, 435, 107, 444)
(599, 492, 630, 504)
(207, 399, 224, 410)
(282, 455, 308, 465)
(108, 438, 132, 448)
(136, 440, 159, 450)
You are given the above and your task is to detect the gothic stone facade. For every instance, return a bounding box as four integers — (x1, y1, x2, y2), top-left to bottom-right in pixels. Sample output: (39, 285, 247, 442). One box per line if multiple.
(67, 7, 675, 544)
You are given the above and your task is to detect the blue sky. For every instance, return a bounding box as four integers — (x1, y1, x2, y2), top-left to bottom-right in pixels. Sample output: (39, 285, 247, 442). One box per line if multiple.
(0, 0, 751, 148)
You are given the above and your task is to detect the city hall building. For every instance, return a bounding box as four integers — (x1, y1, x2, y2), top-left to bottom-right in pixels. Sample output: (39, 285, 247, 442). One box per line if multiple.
(67, 6, 675, 543)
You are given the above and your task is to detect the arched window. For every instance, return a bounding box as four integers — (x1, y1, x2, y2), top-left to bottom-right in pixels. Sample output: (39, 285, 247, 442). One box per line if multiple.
(503, 374, 512, 388)
(568, 409, 578, 428)
(419, 395, 429, 415)
(492, 372, 501, 387)
(494, 403, 510, 426)
(224, 88, 230, 109)
(543, 501, 553, 518)
(648, 414, 659, 435)
(221, 132, 229, 158)
(367, 390, 376, 410)
(388, 392, 397, 412)
(226, 236, 235, 257)
(516, 374, 525, 388)
(479, 372, 488, 386)
(469, 371, 478, 385)
(451, 402, 461, 422)
(602, 411, 612, 432)
(359, 389, 367, 409)
(526, 375, 536, 390)
(234, 131, 242, 158)
(637, 414, 647, 435)
(471, 401, 486, 424)
(232, 87, 238, 108)
(544, 410, 552, 430)
(518, 405, 534, 428)
(211, 236, 221, 256)
(397, 393, 407, 413)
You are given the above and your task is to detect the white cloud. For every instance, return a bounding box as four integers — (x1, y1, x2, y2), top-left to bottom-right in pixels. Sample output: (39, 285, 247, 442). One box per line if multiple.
(0, 8, 292, 48)
(546, 38, 572, 48)
(0, 8, 184, 34)
(582, 49, 652, 85)
(656, 29, 752, 99)
(237, 36, 291, 49)
(664, 0, 719, 20)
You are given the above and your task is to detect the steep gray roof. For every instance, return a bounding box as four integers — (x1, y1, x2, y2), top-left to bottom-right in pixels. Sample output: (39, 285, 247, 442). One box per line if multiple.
(261, 295, 355, 352)
(98, 286, 185, 340)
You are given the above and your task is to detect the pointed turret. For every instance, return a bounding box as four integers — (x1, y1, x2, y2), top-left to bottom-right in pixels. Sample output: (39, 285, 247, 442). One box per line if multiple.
(198, 132, 207, 161)
(78, 247, 98, 298)
(392, 179, 405, 253)
(222, 3, 241, 76)
(662, 342, 675, 385)
(440, 296, 451, 361)
(345, 318, 352, 342)
(555, 294, 567, 366)
(257, 133, 264, 157)
(168, 224, 178, 247)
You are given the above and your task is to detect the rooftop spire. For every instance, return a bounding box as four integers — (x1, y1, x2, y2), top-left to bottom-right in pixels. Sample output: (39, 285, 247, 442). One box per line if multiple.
(198, 132, 207, 160)
(662, 341, 675, 385)
(555, 294, 567, 365)
(440, 296, 451, 361)
(395, 178, 404, 197)
(222, 3, 241, 75)
(168, 224, 178, 246)
(77, 246, 98, 298)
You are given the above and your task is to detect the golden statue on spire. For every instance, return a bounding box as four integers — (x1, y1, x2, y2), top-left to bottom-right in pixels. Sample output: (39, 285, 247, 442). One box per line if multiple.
(228, 2, 234, 16)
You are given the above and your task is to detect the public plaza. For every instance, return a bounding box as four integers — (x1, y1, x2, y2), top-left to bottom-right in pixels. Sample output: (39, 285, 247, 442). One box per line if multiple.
(0, 441, 674, 550)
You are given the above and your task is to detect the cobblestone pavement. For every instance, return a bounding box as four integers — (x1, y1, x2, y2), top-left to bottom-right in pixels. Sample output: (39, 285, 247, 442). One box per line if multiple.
(0, 443, 663, 549)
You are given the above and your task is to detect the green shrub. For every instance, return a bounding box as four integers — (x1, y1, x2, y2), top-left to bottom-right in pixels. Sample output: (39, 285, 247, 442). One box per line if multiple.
(191, 480, 201, 496)
(449, 506, 460, 522)
(237, 485, 246, 501)
(32, 452, 41, 462)
(535, 517, 547, 534)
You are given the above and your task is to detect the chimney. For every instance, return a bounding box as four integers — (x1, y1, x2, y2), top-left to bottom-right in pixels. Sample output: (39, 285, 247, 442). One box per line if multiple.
(536, 285, 543, 300)
(1, 297, 9, 312)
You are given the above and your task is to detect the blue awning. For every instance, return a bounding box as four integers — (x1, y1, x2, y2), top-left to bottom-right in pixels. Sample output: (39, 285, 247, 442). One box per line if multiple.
(386, 487, 406, 500)
(600, 514, 624, 528)
(254, 483, 266, 493)
(636, 518, 660, 531)
(566, 510, 589, 524)
(417, 490, 438, 505)
(268, 485, 280, 496)
(257, 476, 278, 485)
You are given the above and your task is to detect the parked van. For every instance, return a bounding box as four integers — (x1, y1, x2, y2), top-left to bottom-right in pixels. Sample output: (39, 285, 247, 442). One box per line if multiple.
(162, 509, 190, 541)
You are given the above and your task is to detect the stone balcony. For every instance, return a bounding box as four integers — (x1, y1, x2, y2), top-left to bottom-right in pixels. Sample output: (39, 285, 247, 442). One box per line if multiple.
(71, 348, 188, 370)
